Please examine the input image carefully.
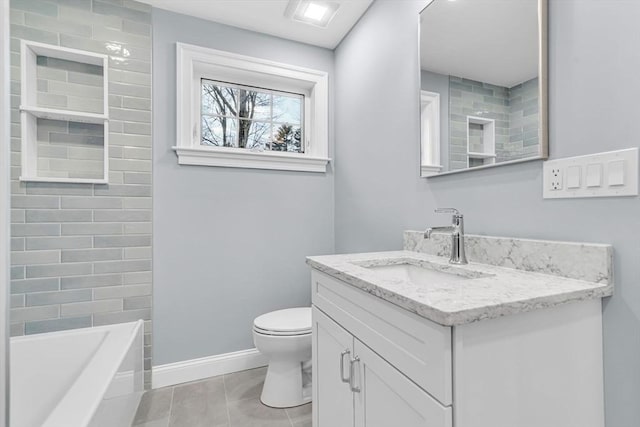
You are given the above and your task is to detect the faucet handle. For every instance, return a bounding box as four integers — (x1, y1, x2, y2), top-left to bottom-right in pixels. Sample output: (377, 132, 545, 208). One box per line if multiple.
(435, 208, 462, 217)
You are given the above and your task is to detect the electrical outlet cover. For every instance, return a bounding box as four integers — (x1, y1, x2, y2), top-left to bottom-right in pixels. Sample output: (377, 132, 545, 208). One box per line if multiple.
(550, 167, 563, 190)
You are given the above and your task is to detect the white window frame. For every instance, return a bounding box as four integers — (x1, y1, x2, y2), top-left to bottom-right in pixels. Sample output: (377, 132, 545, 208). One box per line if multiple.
(174, 43, 330, 173)
(420, 90, 442, 177)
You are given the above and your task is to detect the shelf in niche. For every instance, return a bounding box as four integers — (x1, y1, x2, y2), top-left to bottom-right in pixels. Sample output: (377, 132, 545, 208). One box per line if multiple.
(467, 152, 497, 159)
(466, 115, 496, 168)
(19, 176, 108, 184)
(20, 106, 108, 124)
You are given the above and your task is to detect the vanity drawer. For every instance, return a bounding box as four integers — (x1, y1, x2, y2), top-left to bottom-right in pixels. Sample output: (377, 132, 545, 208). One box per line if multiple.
(312, 270, 453, 406)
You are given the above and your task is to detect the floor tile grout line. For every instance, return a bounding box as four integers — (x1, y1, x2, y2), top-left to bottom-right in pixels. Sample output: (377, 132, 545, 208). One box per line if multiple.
(131, 388, 172, 427)
(284, 407, 295, 427)
(223, 367, 267, 405)
(165, 386, 175, 427)
(222, 374, 233, 427)
(227, 393, 266, 404)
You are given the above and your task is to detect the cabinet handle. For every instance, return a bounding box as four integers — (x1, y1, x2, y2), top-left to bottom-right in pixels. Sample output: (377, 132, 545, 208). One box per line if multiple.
(349, 356, 361, 393)
(340, 350, 350, 383)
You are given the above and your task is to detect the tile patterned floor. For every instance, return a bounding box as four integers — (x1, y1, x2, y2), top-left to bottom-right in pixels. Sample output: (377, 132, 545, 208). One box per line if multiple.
(132, 367, 312, 427)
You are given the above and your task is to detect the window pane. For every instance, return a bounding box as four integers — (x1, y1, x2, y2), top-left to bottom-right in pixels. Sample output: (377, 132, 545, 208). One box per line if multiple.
(239, 120, 271, 150)
(200, 80, 305, 154)
(238, 89, 271, 121)
(272, 124, 303, 153)
(273, 94, 302, 125)
(201, 116, 237, 147)
(202, 82, 237, 116)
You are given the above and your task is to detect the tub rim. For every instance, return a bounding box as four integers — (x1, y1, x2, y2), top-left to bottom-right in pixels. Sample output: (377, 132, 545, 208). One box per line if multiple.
(39, 320, 144, 427)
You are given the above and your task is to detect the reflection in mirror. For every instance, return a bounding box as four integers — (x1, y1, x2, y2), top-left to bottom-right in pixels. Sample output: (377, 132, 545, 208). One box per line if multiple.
(420, 0, 548, 176)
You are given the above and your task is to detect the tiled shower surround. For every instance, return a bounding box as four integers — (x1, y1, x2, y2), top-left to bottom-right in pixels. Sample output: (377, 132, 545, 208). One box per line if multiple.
(9, 0, 153, 385)
(449, 76, 539, 171)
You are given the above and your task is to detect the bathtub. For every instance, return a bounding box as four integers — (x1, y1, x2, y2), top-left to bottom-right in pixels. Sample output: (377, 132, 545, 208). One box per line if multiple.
(10, 321, 144, 427)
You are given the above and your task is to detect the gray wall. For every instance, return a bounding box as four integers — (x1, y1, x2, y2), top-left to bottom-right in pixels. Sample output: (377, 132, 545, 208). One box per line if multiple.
(335, 0, 640, 425)
(152, 9, 334, 365)
(9, 0, 153, 386)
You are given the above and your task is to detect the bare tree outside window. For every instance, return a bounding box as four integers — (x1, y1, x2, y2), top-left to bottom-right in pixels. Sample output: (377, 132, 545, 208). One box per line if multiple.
(201, 79, 304, 153)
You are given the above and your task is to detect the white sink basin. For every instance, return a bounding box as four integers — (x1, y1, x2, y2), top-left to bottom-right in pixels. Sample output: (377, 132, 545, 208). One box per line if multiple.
(361, 261, 490, 286)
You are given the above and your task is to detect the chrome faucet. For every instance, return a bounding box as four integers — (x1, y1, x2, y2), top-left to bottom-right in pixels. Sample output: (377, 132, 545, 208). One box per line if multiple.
(424, 208, 468, 265)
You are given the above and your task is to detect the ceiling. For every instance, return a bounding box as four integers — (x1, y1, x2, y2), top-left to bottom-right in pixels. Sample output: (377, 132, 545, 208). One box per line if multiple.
(420, 0, 539, 88)
(138, 0, 374, 49)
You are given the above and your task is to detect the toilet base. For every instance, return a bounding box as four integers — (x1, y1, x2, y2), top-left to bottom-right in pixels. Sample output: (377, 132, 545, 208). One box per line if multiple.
(252, 308, 313, 409)
(260, 359, 311, 408)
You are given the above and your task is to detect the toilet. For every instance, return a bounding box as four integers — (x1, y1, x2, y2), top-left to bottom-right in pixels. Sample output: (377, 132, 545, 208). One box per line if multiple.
(253, 307, 312, 408)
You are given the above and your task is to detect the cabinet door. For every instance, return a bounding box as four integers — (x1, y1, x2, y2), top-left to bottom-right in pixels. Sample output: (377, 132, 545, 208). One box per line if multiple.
(313, 307, 354, 427)
(353, 339, 452, 427)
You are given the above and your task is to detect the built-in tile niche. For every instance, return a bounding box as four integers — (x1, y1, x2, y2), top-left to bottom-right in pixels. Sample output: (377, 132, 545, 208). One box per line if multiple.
(20, 41, 109, 184)
(466, 116, 496, 168)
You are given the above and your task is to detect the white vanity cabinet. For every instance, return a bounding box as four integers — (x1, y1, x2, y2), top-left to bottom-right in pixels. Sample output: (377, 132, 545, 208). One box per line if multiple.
(314, 308, 451, 427)
(311, 269, 606, 427)
(313, 307, 354, 426)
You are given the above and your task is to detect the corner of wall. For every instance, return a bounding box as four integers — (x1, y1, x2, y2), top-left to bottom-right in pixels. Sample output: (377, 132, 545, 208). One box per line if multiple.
(1, 0, 10, 422)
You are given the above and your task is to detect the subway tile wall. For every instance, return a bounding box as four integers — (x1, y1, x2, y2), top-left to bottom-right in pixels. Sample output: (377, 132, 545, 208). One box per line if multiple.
(448, 76, 540, 170)
(449, 76, 510, 171)
(508, 77, 540, 161)
(37, 119, 106, 180)
(9, 0, 153, 386)
(37, 56, 105, 114)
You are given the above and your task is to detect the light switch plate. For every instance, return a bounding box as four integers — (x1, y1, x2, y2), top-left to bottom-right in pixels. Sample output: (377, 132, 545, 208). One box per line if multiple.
(608, 160, 625, 186)
(567, 166, 581, 189)
(543, 148, 638, 199)
(586, 164, 602, 188)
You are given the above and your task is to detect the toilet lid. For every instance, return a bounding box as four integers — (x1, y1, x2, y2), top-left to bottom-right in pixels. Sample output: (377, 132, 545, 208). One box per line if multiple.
(254, 307, 311, 335)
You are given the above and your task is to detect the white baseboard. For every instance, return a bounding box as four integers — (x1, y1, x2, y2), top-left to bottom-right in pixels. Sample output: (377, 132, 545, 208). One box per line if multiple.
(152, 348, 268, 389)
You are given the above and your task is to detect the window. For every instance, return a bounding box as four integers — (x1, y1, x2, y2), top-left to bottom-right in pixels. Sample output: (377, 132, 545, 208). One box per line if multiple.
(420, 90, 442, 177)
(200, 80, 304, 153)
(174, 43, 330, 173)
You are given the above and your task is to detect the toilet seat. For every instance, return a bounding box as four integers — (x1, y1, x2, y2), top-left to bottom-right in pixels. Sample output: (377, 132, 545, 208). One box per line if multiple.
(253, 307, 311, 336)
(253, 326, 311, 336)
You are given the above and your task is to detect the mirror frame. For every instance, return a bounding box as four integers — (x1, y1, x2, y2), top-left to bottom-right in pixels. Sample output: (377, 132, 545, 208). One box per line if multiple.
(420, 0, 548, 177)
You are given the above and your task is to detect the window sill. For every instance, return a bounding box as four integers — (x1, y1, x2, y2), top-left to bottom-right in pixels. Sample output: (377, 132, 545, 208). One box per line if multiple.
(421, 164, 443, 177)
(172, 146, 330, 173)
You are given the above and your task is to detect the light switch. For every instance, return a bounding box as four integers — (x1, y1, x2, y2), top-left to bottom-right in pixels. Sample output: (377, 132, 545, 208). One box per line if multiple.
(586, 163, 602, 188)
(567, 166, 581, 189)
(543, 148, 638, 199)
(608, 160, 625, 186)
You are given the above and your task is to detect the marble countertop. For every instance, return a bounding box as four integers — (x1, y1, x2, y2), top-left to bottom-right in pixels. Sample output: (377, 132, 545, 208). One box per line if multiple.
(306, 250, 613, 326)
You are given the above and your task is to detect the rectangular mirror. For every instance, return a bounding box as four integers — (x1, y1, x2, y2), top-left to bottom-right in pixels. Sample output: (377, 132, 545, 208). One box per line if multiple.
(420, 0, 548, 177)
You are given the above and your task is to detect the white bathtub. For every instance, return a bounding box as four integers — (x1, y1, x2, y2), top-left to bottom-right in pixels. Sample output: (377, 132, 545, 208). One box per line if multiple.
(10, 321, 144, 427)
